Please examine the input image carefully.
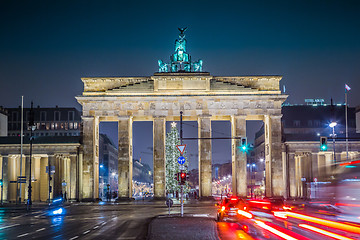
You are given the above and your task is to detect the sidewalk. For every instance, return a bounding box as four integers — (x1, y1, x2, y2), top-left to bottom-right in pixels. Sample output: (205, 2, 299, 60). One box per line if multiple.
(147, 215, 219, 240)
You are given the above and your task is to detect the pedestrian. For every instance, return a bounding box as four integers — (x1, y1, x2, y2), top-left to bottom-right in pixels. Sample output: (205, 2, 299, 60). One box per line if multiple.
(60, 190, 63, 201)
(64, 191, 67, 202)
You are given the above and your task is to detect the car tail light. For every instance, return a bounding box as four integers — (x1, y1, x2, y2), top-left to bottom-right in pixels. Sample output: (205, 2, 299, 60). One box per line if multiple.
(283, 205, 292, 210)
(221, 206, 225, 212)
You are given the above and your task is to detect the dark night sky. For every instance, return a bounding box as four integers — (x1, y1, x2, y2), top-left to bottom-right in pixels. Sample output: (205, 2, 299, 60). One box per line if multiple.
(1, 1, 360, 170)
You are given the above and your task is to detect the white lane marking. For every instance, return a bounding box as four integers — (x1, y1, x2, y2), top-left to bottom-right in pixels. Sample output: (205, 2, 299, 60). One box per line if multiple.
(119, 238, 136, 239)
(17, 233, 29, 238)
(93, 225, 99, 229)
(36, 228, 46, 232)
(83, 230, 90, 235)
(69, 236, 79, 240)
(0, 224, 20, 230)
(192, 214, 209, 217)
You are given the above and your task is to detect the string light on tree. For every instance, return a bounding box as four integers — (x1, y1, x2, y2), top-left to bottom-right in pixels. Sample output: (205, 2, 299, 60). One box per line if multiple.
(165, 122, 190, 196)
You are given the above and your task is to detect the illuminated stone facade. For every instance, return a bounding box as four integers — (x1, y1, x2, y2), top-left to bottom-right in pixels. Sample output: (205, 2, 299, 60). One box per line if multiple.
(76, 72, 287, 199)
(0, 136, 81, 202)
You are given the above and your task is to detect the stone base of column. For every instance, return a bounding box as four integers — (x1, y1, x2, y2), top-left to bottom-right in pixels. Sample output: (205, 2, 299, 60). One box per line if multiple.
(198, 196, 215, 201)
(115, 197, 134, 202)
(81, 198, 100, 202)
(152, 196, 167, 201)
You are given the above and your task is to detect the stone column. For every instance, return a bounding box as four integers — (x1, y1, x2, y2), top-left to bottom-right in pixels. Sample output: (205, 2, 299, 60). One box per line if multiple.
(82, 116, 99, 200)
(70, 155, 77, 201)
(198, 116, 212, 198)
(317, 154, 326, 181)
(55, 155, 62, 197)
(288, 153, 296, 198)
(264, 115, 283, 197)
(33, 156, 41, 201)
(231, 115, 247, 197)
(19, 154, 26, 202)
(311, 153, 318, 181)
(118, 116, 133, 199)
(7, 155, 17, 202)
(78, 151, 83, 200)
(40, 156, 49, 202)
(49, 155, 55, 200)
(153, 117, 166, 199)
(64, 157, 71, 200)
(1, 155, 8, 202)
(282, 146, 289, 199)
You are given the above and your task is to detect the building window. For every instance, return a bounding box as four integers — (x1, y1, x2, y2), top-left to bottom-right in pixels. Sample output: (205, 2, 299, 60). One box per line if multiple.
(314, 120, 320, 127)
(60, 123, 64, 129)
(41, 123, 46, 130)
(307, 120, 312, 127)
(74, 122, 78, 129)
(51, 123, 55, 130)
(68, 111, 74, 121)
(54, 111, 60, 121)
(40, 111, 46, 122)
(12, 112, 18, 121)
(55, 133, 58, 136)
(46, 123, 50, 130)
(69, 122, 73, 129)
(55, 123, 58, 129)
(293, 120, 301, 127)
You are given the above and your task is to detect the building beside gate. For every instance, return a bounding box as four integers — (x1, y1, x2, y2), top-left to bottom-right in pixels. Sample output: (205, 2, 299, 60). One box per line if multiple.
(254, 100, 360, 199)
(6, 106, 81, 137)
(0, 136, 81, 202)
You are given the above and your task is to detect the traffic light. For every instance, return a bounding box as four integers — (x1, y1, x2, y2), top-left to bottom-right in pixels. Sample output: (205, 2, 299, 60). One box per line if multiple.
(320, 136, 327, 151)
(0, 179, 2, 186)
(240, 137, 248, 152)
(174, 173, 180, 182)
(180, 171, 186, 185)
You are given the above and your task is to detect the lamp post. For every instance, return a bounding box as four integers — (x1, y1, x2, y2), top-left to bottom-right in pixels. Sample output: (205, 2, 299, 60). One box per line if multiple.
(329, 122, 337, 165)
(27, 101, 35, 210)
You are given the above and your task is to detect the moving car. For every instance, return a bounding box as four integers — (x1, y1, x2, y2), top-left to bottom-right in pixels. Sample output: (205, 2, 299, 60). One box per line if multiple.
(216, 196, 249, 221)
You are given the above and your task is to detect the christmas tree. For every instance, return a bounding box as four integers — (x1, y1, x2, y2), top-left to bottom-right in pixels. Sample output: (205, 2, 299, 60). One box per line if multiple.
(165, 122, 189, 196)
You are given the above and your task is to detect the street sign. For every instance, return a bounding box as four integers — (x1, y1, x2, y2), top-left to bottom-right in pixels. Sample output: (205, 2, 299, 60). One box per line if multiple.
(177, 156, 186, 165)
(18, 176, 26, 183)
(166, 198, 173, 208)
(176, 144, 186, 155)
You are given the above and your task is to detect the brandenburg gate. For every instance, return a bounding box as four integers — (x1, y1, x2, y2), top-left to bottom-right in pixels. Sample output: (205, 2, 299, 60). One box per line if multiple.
(76, 28, 287, 200)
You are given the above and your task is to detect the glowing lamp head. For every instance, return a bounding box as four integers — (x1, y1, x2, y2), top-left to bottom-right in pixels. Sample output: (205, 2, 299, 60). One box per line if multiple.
(329, 122, 337, 128)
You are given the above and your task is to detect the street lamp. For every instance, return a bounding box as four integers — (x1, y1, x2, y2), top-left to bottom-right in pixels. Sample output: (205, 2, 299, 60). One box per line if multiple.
(27, 102, 36, 210)
(329, 122, 337, 165)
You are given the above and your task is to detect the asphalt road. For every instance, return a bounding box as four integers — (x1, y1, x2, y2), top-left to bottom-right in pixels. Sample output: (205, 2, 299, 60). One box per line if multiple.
(0, 201, 217, 240)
